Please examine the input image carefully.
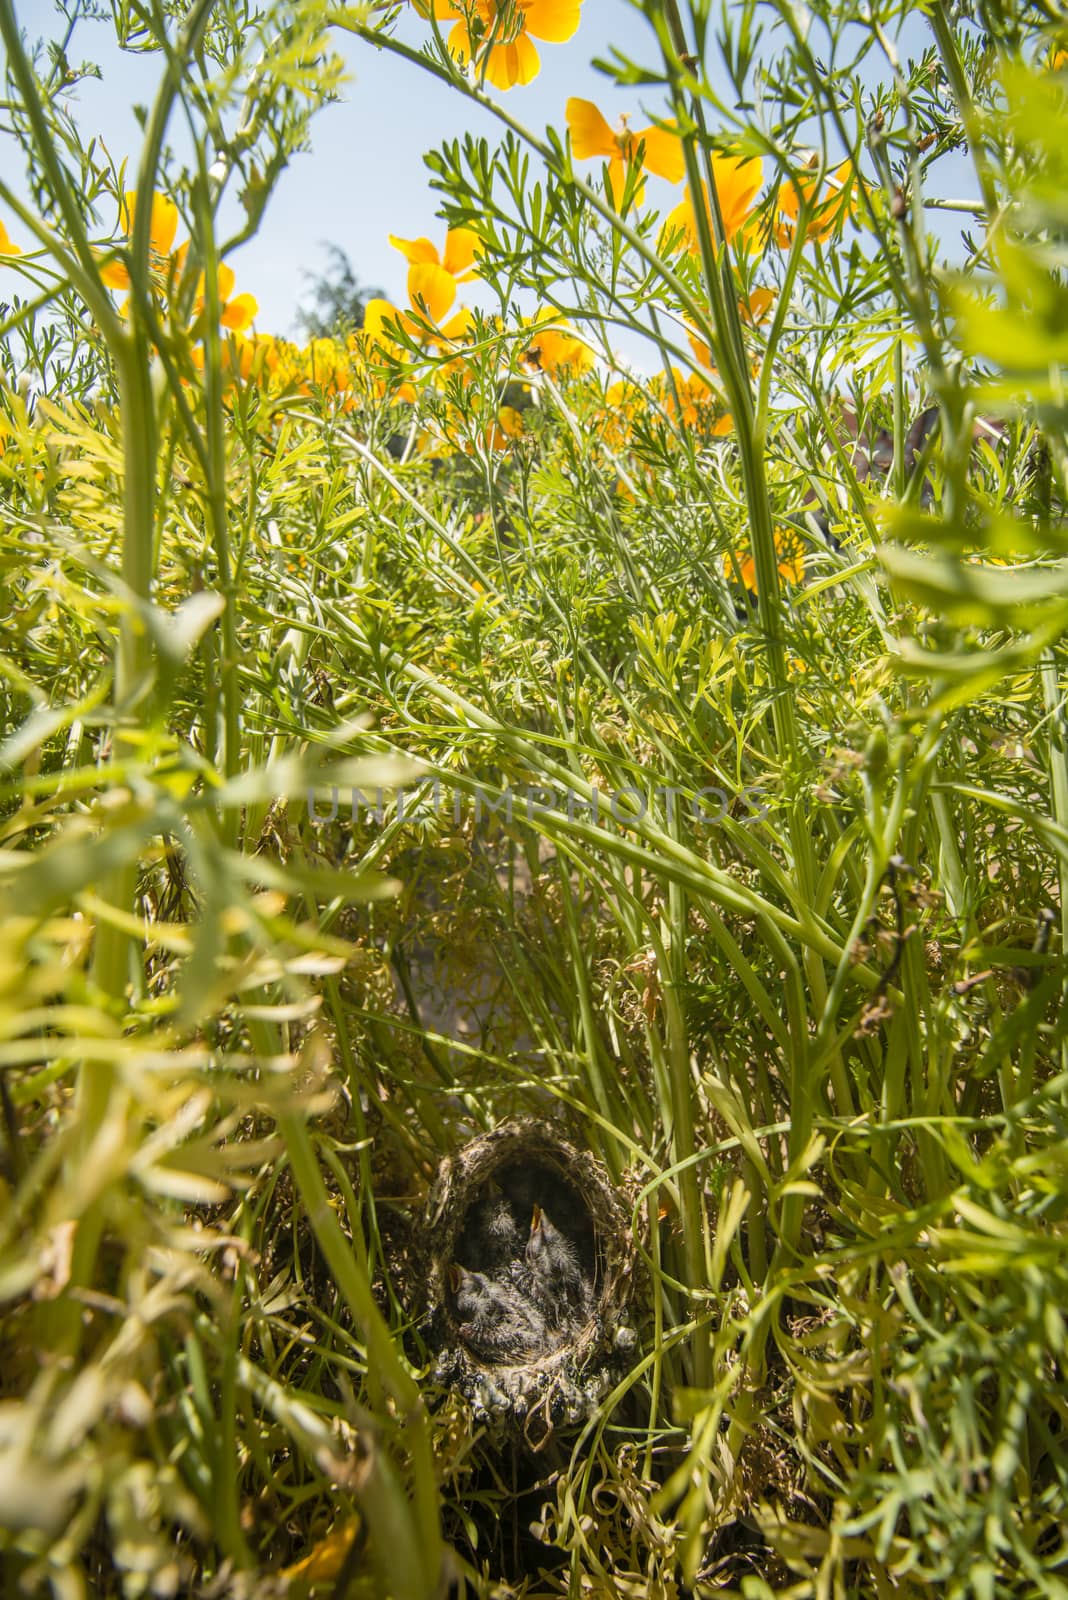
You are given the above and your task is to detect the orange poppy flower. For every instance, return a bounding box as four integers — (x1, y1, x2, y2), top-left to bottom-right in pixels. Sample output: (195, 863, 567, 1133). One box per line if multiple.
(302, 337, 354, 394)
(729, 526, 806, 591)
(364, 291, 471, 361)
(213, 263, 258, 332)
(418, 0, 582, 90)
(188, 333, 260, 383)
(599, 377, 644, 447)
(474, 404, 526, 452)
(172, 243, 258, 331)
(244, 333, 283, 384)
(775, 159, 853, 246)
(360, 299, 420, 402)
(389, 226, 483, 324)
(660, 155, 764, 254)
(101, 199, 258, 335)
(363, 297, 417, 348)
(740, 287, 776, 324)
(653, 365, 733, 435)
(0, 221, 21, 256)
(100, 191, 179, 289)
(520, 310, 594, 376)
(686, 290, 772, 370)
(566, 98, 684, 206)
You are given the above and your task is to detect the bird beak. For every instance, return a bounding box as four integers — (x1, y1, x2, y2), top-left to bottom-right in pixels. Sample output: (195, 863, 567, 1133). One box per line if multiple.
(530, 1204, 542, 1233)
(447, 1263, 463, 1293)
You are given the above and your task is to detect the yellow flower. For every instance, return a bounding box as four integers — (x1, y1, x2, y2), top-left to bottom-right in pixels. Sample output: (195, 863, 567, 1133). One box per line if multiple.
(172, 244, 258, 331)
(565, 98, 684, 206)
(101, 196, 257, 333)
(729, 526, 806, 591)
(775, 159, 854, 246)
(520, 310, 594, 376)
(215, 263, 258, 331)
(100, 191, 179, 289)
(418, 0, 582, 90)
(686, 327, 715, 374)
(460, 404, 526, 454)
(302, 337, 353, 395)
(661, 156, 764, 254)
(0, 220, 21, 256)
(599, 377, 643, 448)
(389, 226, 483, 324)
(363, 297, 412, 347)
(741, 287, 776, 324)
(653, 365, 732, 435)
(191, 329, 293, 389)
(497, 404, 525, 439)
(686, 290, 772, 370)
(361, 299, 420, 402)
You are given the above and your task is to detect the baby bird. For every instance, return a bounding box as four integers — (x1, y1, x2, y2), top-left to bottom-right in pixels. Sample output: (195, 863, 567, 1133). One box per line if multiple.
(448, 1264, 547, 1362)
(466, 1180, 524, 1274)
(523, 1205, 589, 1328)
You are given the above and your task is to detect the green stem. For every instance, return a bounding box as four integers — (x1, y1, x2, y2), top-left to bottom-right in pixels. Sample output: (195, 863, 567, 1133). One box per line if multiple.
(654, 906, 711, 1389)
(927, 2, 998, 219)
(191, 163, 242, 843)
(0, 2, 120, 339)
(1040, 650, 1068, 1074)
(278, 1109, 443, 1598)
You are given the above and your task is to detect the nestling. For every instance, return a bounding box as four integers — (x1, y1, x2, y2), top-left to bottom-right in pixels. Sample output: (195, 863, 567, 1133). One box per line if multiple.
(447, 1263, 547, 1362)
(523, 1205, 589, 1326)
(464, 1180, 524, 1273)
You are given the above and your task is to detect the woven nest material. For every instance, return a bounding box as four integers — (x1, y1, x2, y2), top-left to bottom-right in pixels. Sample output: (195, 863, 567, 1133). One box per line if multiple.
(415, 1119, 637, 1443)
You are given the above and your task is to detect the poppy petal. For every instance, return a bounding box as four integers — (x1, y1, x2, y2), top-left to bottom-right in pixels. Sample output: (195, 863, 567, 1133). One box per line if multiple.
(521, 316, 593, 374)
(446, 20, 473, 64)
(439, 305, 475, 342)
(222, 292, 257, 331)
(483, 34, 540, 89)
(364, 298, 409, 341)
(742, 287, 776, 323)
(120, 190, 179, 257)
(524, 0, 582, 43)
(688, 328, 714, 370)
(100, 258, 131, 289)
(442, 226, 483, 279)
(389, 234, 440, 267)
(148, 194, 179, 256)
(659, 193, 694, 253)
(711, 155, 764, 240)
(637, 124, 686, 184)
(566, 98, 617, 160)
(408, 262, 457, 323)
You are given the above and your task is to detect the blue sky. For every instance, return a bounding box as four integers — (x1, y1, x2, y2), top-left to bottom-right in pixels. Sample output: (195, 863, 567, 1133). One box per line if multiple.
(9, 1, 973, 364)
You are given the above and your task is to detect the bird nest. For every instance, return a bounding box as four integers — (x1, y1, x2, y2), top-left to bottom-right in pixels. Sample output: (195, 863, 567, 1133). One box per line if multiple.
(415, 1119, 637, 1443)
